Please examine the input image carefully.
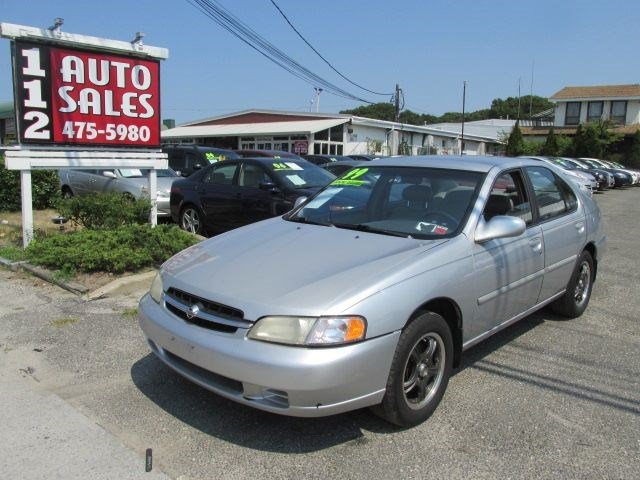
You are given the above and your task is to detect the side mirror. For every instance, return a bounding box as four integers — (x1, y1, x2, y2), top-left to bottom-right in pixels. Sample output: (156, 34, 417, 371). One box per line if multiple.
(259, 182, 280, 193)
(102, 171, 116, 179)
(475, 215, 526, 243)
(293, 196, 308, 209)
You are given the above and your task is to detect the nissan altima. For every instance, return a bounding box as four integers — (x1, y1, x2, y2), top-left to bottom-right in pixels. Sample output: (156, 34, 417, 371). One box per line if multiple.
(139, 156, 606, 427)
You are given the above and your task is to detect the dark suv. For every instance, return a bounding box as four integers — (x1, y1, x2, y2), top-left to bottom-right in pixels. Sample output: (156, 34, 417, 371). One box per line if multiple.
(162, 144, 240, 177)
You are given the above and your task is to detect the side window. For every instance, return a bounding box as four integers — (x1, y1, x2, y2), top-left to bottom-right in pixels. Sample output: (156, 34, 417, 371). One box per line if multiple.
(525, 166, 577, 221)
(484, 170, 532, 225)
(238, 163, 269, 188)
(203, 163, 238, 185)
(184, 152, 199, 169)
(168, 150, 186, 170)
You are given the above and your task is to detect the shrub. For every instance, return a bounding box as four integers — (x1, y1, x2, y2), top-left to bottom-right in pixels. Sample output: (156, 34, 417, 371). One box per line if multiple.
(25, 224, 199, 273)
(0, 157, 60, 211)
(55, 192, 151, 230)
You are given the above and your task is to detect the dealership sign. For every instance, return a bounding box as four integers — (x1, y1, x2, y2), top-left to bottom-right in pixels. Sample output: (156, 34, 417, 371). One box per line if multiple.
(1, 21, 169, 246)
(14, 41, 161, 147)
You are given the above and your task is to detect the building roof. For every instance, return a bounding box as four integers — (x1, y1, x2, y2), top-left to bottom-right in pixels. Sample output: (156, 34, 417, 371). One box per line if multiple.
(550, 84, 640, 101)
(162, 109, 501, 143)
(162, 118, 349, 139)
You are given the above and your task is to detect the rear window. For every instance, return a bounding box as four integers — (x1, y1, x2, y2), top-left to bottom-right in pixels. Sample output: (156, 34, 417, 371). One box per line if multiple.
(269, 161, 335, 189)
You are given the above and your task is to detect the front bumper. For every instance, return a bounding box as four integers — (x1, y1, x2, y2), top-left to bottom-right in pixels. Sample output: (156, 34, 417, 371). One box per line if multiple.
(138, 294, 399, 417)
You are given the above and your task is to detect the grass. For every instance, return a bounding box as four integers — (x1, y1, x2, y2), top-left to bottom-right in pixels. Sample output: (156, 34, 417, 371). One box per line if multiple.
(50, 317, 79, 328)
(0, 208, 67, 248)
(0, 244, 27, 261)
(121, 308, 139, 319)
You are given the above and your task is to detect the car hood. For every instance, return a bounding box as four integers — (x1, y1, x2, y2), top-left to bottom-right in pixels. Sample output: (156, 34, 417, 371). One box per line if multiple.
(162, 218, 449, 319)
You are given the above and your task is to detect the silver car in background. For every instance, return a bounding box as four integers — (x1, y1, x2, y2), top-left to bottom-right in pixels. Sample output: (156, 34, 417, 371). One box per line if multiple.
(59, 168, 178, 217)
(139, 156, 606, 427)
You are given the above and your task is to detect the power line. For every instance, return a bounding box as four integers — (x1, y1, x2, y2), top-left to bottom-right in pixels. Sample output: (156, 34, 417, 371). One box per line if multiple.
(185, 0, 376, 104)
(268, 0, 393, 97)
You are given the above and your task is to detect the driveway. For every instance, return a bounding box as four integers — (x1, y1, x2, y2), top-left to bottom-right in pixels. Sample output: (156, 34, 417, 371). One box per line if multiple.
(0, 188, 638, 479)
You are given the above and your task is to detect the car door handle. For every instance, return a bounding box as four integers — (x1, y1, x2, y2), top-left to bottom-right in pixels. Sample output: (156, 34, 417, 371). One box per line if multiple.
(575, 222, 585, 234)
(529, 238, 542, 254)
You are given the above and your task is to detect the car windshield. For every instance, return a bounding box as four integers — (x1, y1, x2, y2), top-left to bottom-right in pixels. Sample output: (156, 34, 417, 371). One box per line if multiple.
(120, 169, 178, 178)
(548, 158, 572, 168)
(286, 166, 483, 239)
(268, 161, 335, 189)
(118, 168, 144, 178)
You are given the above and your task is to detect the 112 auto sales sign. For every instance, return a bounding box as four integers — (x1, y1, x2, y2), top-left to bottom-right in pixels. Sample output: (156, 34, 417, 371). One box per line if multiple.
(14, 40, 161, 147)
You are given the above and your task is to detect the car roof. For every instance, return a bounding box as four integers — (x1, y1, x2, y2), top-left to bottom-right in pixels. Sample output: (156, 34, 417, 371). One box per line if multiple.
(222, 156, 315, 167)
(366, 155, 540, 173)
(235, 149, 302, 158)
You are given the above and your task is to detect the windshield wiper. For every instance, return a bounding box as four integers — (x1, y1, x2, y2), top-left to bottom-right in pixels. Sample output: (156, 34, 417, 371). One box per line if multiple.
(333, 223, 412, 238)
(286, 217, 333, 227)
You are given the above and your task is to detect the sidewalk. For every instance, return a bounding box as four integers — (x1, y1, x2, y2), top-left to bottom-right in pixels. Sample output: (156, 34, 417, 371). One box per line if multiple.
(0, 372, 170, 480)
(0, 267, 170, 479)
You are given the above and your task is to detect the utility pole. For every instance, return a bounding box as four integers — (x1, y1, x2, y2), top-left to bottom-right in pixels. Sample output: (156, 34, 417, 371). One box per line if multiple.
(461, 81, 467, 156)
(517, 77, 522, 121)
(314, 87, 323, 113)
(394, 83, 401, 123)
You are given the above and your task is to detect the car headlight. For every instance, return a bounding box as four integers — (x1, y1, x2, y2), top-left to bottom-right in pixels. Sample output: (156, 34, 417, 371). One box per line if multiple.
(149, 272, 164, 303)
(247, 315, 366, 346)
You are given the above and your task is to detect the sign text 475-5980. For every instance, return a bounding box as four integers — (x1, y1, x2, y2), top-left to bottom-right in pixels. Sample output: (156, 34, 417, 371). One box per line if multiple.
(14, 40, 161, 148)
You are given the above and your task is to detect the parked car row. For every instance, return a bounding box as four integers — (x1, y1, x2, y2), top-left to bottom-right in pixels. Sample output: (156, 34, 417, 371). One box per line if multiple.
(56, 149, 638, 239)
(521, 156, 640, 193)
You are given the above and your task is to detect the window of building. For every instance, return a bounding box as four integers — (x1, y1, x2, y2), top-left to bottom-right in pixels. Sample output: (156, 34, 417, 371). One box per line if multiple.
(565, 102, 581, 125)
(610, 101, 627, 124)
(587, 101, 603, 123)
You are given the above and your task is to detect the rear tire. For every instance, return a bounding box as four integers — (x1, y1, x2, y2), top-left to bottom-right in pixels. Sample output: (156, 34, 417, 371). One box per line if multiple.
(180, 205, 204, 235)
(373, 311, 453, 427)
(551, 250, 594, 318)
(61, 187, 73, 199)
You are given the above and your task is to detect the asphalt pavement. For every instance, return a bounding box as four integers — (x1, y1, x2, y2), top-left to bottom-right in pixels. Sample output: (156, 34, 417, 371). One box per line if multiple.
(0, 186, 638, 480)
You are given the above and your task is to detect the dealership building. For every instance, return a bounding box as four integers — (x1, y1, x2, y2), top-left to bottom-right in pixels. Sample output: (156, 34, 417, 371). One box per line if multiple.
(160, 109, 505, 156)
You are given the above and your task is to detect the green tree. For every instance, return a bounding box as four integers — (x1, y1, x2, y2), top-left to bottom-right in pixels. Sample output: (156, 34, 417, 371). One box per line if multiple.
(490, 95, 553, 120)
(340, 103, 395, 121)
(571, 121, 621, 158)
(505, 121, 525, 156)
(541, 127, 560, 156)
(626, 129, 640, 167)
(339, 95, 553, 126)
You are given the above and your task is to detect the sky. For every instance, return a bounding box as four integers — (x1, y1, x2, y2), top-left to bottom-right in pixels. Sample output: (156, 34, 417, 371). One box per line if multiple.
(1, 0, 638, 125)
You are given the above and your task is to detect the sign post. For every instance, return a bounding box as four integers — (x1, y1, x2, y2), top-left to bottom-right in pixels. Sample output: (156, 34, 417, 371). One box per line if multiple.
(1, 20, 169, 247)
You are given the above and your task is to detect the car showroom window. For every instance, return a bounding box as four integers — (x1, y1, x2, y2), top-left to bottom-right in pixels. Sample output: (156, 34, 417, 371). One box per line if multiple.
(204, 163, 237, 185)
(484, 171, 532, 224)
(525, 166, 577, 221)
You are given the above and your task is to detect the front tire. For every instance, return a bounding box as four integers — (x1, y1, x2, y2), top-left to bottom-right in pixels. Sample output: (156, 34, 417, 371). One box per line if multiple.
(374, 312, 453, 427)
(180, 205, 204, 235)
(551, 250, 594, 318)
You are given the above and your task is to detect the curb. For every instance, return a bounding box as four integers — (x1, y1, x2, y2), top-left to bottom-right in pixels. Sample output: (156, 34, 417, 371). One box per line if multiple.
(83, 269, 156, 301)
(1, 256, 155, 300)
(0, 257, 90, 295)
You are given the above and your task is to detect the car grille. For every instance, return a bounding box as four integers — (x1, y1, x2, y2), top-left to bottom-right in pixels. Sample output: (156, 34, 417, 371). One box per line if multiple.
(165, 287, 250, 333)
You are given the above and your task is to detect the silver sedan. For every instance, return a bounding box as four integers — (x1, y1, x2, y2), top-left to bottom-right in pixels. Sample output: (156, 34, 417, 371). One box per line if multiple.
(138, 156, 606, 427)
